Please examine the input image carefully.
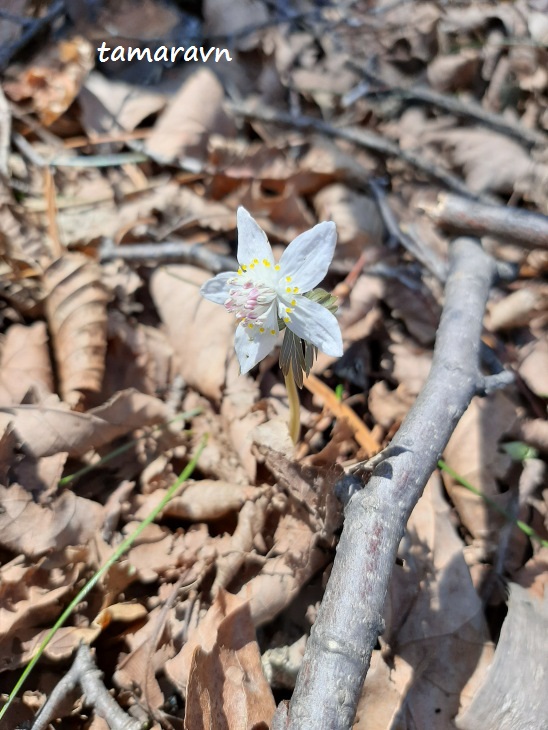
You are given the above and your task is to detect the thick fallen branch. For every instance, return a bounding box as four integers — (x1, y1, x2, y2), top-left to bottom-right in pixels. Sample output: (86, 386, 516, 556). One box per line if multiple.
(275, 237, 498, 729)
(422, 193, 548, 250)
(32, 643, 141, 730)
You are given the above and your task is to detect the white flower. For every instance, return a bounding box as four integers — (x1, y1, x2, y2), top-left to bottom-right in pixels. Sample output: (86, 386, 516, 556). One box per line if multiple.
(200, 207, 343, 374)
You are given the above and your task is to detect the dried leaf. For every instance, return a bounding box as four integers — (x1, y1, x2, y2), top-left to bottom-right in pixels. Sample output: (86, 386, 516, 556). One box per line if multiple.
(0, 322, 53, 404)
(0, 484, 103, 557)
(43, 253, 109, 406)
(150, 265, 235, 402)
(179, 590, 275, 729)
(0, 388, 170, 458)
(145, 69, 236, 164)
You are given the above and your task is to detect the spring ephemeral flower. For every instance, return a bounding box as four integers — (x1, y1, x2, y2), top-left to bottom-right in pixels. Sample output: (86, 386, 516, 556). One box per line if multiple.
(200, 207, 342, 374)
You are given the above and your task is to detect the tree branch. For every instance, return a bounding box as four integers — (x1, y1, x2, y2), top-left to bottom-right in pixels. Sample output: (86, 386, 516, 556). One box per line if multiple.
(280, 237, 497, 729)
(422, 193, 548, 250)
(32, 643, 142, 730)
(228, 102, 491, 203)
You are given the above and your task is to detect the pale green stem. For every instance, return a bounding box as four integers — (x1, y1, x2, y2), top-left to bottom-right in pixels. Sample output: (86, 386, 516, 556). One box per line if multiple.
(285, 365, 300, 444)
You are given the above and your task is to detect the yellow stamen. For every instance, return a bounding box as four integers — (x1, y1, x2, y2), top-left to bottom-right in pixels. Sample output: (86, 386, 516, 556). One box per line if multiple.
(263, 259, 271, 267)
(248, 323, 254, 329)
(259, 327, 265, 333)
(284, 316, 290, 323)
(286, 276, 292, 282)
(293, 287, 299, 293)
(291, 299, 296, 306)
(270, 329, 276, 335)
(275, 265, 280, 271)
(237, 267, 243, 275)
(286, 287, 292, 293)
(253, 258, 259, 264)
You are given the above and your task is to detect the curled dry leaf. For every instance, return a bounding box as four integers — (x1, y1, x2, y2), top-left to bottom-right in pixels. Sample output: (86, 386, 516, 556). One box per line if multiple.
(150, 266, 236, 402)
(168, 589, 275, 727)
(43, 253, 109, 407)
(0, 483, 103, 557)
(518, 336, 548, 398)
(145, 68, 236, 164)
(442, 392, 518, 539)
(0, 388, 170, 458)
(456, 583, 548, 730)
(0, 556, 81, 644)
(135, 481, 267, 522)
(381, 474, 493, 728)
(0, 322, 53, 405)
(3, 36, 94, 126)
(313, 184, 384, 258)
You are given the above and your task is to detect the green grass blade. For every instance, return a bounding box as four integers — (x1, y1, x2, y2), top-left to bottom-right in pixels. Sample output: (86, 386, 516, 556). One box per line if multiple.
(0, 434, 208, 722)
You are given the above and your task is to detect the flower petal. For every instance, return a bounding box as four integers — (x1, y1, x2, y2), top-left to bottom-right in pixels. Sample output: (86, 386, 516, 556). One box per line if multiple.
(200, 272, 235, 304)
(236, 207, 275, 268)
(279, 221, 336, 292)
(234, 317, 278, 374)
(287, 295, 343, 357)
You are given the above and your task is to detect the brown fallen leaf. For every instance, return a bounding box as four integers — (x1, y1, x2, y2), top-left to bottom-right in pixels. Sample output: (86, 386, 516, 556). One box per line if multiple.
(456, 583, 548, 730)
(43, 252, 109, 407)
(518, 336, 548, 398)
(150, 265, 236, 402)
(0, 483, 104, 557)
(183, 590, 276, 729)
(145, 68, 236, 164)
(3, 36, 94, 126)
(0, 321, 54, 405)
(382, 473, 493, 727)
(442, 392, 518, 539)
(0, 388, 170, 458)
(0, 555, 82, 643)
(135, 481, 268, 522)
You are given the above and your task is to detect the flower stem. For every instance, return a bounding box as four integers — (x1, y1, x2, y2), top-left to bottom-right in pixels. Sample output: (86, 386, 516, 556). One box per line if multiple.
(285, 364, 300, 444)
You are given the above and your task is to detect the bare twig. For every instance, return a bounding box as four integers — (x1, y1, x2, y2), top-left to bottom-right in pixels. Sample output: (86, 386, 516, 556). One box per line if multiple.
(348, 63, 547, 149)
(99, 238, 238, 274)
(32, 643, 142, 730)
(0, 0, 66, 72)
(422, 193, 548, 250)
(0, 86, 11, 178)
(228, 102, 490, 203)
(279, 237, 497, 729)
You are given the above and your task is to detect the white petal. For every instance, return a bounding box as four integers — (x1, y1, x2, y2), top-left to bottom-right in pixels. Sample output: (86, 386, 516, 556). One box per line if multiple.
(234, 305, 279, 374)
(236, 207, 275, 267)
(287, 296, 343, 357)
(278, 221, 336, 292)
(200, 272, 235, 304)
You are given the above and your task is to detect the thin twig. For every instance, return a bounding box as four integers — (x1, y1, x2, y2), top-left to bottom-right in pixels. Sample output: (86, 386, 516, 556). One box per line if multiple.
(0, 0, 66, 72)
(279, 237, 497, 728)
(348, 63, 547, 149)
(422, 193, 548, 250)
(32, 644, 142, 730)
(99, 238, 238, 274)
(228, 101, 490, 203)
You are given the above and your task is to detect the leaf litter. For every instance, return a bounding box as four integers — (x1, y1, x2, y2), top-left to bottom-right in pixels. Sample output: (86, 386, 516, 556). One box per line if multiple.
(0, 0, 547, 727)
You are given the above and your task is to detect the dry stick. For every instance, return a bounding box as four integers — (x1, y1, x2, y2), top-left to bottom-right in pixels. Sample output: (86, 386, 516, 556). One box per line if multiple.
(0, 0, 66, 72)
(228, 102, 491, 204)
(32, 643, 141, 730)
(348, 63, 547, 149)
(275, 237, 498, 729)
(423, 193, 548, 250)
(99, 238, 238, 274)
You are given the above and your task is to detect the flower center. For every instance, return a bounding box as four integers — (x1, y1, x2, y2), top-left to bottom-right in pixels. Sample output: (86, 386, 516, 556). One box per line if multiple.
(224, 277, 276, 327)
